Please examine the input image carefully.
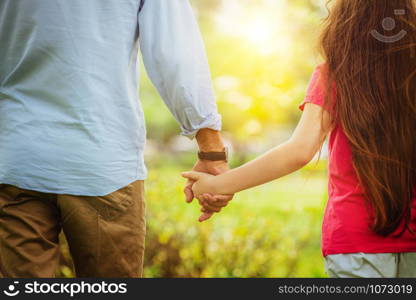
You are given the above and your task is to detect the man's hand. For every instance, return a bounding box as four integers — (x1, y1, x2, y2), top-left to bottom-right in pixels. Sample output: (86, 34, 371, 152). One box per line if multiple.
(184, 159, 232, 221)
(198, 194, 234, 215)
(184, 128, 233, 222)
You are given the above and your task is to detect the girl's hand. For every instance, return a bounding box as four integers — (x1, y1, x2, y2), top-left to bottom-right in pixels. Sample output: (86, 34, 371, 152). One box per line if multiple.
(182, 171, 233, 222)
(181, 171, 217, 196)
(182, 171, 234, 222)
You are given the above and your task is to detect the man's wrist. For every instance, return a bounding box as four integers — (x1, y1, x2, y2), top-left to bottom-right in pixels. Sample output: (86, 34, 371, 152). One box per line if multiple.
(196, 128, 224, 152)
(198, 147, 228, 162)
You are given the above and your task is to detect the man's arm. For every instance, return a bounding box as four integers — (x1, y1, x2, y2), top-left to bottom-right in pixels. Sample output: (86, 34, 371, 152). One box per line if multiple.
(138, 0, 221, 138)
(138, 0, 232, 221)
(190, 129, 230, 221)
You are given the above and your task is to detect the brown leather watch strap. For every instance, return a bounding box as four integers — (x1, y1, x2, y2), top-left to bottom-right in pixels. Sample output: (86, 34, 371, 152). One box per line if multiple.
(198, 148, 227, 162)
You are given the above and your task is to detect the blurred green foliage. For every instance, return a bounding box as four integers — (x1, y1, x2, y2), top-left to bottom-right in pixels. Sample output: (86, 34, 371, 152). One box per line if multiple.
(56, 0, 330, 278)
(57, 161, 328, 278)
(143, 162, 328, 278)
(142, 0, 325, 143)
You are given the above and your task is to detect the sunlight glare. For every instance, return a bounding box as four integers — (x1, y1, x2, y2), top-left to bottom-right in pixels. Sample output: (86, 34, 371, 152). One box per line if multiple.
(244, 17, 275, 54)
(215, 0, 291, 56)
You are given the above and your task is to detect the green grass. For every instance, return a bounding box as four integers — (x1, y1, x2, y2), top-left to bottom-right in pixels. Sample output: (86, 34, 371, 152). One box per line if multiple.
(143, 162, 328, 277)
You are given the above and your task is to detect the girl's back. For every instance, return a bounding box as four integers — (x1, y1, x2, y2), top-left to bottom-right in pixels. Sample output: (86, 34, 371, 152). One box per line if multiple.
(321, 0, 415, 235)
(312, 0, 416, 277)
(300, 65, 416, 257)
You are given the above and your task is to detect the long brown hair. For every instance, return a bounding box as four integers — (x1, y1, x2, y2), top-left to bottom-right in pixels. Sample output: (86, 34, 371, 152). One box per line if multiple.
(320, 0, 416, 236)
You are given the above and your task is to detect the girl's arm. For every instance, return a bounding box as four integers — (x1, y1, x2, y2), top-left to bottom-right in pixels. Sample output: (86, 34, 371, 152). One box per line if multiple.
(182, 103, 331, 196)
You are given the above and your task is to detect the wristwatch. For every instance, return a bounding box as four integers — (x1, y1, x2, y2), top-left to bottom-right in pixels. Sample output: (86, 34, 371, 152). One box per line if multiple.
(198, 147, 229, 162)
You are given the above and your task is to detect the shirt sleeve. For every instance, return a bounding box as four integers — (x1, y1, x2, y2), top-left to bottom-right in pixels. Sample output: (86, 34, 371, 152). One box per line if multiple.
(299, 64, 326, 111)
(138, 0, 222, 139)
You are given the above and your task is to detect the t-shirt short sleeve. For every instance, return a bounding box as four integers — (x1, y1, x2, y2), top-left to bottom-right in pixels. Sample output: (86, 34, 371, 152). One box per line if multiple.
(299, 64, 326, 111)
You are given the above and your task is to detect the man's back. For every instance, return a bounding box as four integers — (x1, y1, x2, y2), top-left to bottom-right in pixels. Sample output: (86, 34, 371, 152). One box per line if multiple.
(0, 0, 220, 196)
(0, 0, 145, 195)
(0, 0, 224, 278)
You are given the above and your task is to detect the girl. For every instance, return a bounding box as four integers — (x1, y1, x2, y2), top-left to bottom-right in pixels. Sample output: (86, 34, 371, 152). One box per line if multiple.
(182, 0, 416, 278)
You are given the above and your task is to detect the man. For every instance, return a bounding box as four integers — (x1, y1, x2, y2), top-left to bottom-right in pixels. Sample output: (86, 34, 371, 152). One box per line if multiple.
(0, 0, 230, 278)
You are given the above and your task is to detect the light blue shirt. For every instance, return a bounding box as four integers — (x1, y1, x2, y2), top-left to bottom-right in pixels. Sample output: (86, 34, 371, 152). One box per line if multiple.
(0, 0, 221, 196)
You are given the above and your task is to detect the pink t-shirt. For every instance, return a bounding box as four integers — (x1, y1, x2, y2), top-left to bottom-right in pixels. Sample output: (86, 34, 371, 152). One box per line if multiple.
(300, 65, 416, 256)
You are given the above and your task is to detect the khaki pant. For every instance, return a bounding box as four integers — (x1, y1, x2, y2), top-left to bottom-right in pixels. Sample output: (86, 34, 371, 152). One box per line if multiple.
(325, 253, 416, 278)
(0, 180, 146, 278)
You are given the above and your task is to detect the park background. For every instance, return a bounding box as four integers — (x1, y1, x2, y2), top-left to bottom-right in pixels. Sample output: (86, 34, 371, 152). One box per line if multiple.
(58, 0, 329, 277)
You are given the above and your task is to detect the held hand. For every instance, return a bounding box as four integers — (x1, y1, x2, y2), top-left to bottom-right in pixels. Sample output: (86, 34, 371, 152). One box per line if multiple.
(184, 128, 231, 221)
(197, 193, 233, 217)
(181, 171, 216, 197)
(183, 159, 232, 221)
(184, 160, 229, 203)
(182, 170, 233, 222)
